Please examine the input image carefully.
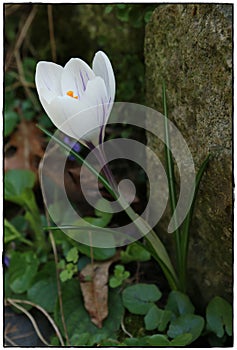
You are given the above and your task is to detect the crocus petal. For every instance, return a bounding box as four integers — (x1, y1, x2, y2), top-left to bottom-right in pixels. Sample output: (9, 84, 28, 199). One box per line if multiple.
(57, 77, 109, 146)
(38, 93, 78, 138)
(61, 58, 95, 99)
(92, 51, 115, 102)
(35, 61, 63, 103)
(59, 103, 102, 147)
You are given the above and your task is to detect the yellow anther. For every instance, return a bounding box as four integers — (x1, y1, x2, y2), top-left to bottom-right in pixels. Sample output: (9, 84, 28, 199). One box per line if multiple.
(67, 90, 78, 99)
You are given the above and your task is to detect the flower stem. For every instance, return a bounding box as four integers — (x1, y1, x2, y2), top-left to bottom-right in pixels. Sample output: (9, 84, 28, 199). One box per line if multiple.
(95, 146, 178, 290)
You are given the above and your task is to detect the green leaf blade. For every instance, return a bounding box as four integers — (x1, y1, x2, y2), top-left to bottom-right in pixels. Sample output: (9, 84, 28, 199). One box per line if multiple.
(206, 296, 232, 337)
(167, 314, 204, 344)
(165, 290, 195, 317)
(122, 283, 162, 315)
(9, 251, 39, 294)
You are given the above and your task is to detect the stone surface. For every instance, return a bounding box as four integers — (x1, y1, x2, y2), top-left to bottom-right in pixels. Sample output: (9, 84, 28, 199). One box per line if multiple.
(145, 4, 232, 306)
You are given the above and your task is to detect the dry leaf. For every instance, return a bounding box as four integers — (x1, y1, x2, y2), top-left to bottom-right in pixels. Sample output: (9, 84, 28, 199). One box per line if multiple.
(79, 253, 120, 328)
(4, 119, 44, 178)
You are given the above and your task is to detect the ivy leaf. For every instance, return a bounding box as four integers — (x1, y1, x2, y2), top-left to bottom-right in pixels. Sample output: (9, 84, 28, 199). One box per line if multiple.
(66, 247, 79, 263)
(109, 265, 130, 288)
(147, 334, 170, 346)
(170, 333, 193, 346)
(206, 296, 232, 337)
(60, 269, 73, 282)
(165, 290, 195, 317)
(120, 242, 151, 263)
(167, 314, 205, 343)
(122, 284, 162, 315)
(144, 304, 172, 331)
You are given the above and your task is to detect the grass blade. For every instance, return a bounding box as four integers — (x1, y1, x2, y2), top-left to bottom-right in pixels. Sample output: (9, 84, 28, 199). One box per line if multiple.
(162, 82, 182, 283)
(180, 155, 210, 291)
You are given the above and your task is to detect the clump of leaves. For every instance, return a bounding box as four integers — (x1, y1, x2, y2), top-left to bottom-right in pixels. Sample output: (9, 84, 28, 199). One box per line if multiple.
(120, 286, 232, 346)
(109, 265, 130, 288)
(58, 247, 79, 282)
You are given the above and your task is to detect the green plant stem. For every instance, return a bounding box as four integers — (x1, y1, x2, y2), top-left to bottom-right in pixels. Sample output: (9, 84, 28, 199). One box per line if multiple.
(162, 83, 182, 288)
(23, 194, 46, 252)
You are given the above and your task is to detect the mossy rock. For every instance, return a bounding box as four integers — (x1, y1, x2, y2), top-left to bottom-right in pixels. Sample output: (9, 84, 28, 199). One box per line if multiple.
(145, 4, 232, 306)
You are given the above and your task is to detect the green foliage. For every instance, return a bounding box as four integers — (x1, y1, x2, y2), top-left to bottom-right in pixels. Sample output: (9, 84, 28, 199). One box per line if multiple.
(206, 296, 232, 337)
(9, 251, 39, 294)
(27, 277, 57, 312)
(116, 54, 145, 102)
(4, 55, 39, 137)
(13, 261, 57, 313)
(70, 333, 91, 346)
(109, 264, 130, 288)
(59, 266, 77, 283)
(4, 110, 19, 136)
(122, 333, 193, 346)
(58, 247, 79, 283)
(122, 283, 162, 315)
(5, 169, 44, 249)
(165, 290, 195, 317)
(77, 244, 116, 261)
(120, 286, 226, 346)
(148, 333, 193, 346)
(120, 242, 151, 263)
(22, 57, 36, 84)
(144, 304, 172, 331)
(104, 4, 157, 28)
(21, 99, 38, 120)
(66, 247, 79, 264)
(162, 83, 211, 293)
(167, 314, 205, 343)
(5, 169, 35, 200)
(92, 198, 114, 227)
(51, 226, 116, 262)
(4, 218, 32, 246)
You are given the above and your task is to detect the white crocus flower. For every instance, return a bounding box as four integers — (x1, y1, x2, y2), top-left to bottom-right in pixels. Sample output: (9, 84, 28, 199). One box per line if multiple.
(35, 51, 115, 148)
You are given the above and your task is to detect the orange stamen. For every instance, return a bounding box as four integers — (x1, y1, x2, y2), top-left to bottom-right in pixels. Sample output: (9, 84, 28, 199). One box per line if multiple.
(67, 90, 78, 99)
